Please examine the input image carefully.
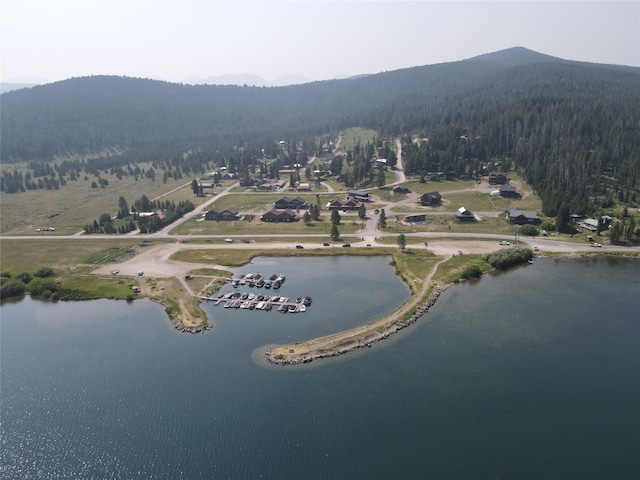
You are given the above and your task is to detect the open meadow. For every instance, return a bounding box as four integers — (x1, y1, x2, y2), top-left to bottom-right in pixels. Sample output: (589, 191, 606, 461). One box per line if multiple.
(0, 161, 216, 235)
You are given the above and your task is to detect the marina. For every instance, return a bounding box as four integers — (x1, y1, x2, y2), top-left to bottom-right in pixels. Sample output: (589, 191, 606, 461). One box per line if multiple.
(202, 272, 312, 313)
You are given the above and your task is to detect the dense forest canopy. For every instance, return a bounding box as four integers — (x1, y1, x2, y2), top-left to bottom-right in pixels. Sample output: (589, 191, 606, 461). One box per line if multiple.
(1, 47, 639, 215)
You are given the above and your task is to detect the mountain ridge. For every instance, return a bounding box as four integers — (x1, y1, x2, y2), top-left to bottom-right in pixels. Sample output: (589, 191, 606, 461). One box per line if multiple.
(1, 47, 638, 161)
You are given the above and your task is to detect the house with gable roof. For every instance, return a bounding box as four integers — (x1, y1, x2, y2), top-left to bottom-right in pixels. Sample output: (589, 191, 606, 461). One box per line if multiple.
(274, 196, 308, 210)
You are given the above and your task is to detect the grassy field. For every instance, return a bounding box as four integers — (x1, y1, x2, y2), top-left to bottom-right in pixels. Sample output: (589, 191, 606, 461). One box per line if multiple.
(336, 127, 378, 154)
(0, 238, 158, 273)
(0, 238, 164, 301)
(169, 213, 364, 236)
(0, 162, 226, 235)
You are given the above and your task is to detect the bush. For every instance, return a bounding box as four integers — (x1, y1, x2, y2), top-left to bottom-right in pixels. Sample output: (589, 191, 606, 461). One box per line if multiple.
(1, 278, 26, 298)
(1, 271, 11, 278)
(483, 247, 533, 270)
(14, 271, 33, 284)
(460, 265, 483, 279)
(33, 266, 55, 278)
(539, 220, 556, 232)
(28, 278, 58, 296)
(519, 225, 539, 236)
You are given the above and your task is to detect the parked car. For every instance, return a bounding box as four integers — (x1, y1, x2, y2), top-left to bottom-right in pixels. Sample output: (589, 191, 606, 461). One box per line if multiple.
(342, 243, 351, 248)
(590, 243, 602, 247)
(499, 241, 511, 246)
(138, 271, 144, 276)
(296, 245, 304, 249)
(323, 243, 330, 246)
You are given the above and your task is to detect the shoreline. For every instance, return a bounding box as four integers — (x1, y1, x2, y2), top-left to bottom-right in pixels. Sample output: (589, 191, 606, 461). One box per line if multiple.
(264, 284, 455, 365)
(264, 284, 452, 365)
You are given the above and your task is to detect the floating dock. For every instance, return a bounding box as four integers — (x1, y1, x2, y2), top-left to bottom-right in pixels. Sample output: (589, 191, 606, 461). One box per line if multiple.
(202, 294, 311, 313)
(200, 273, 311, 313)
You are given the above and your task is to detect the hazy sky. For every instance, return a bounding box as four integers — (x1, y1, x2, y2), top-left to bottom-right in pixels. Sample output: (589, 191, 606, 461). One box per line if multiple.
(2, 0, 639, 84)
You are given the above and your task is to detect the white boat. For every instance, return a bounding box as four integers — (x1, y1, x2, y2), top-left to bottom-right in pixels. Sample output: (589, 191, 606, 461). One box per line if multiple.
(299, 305, 306, 312)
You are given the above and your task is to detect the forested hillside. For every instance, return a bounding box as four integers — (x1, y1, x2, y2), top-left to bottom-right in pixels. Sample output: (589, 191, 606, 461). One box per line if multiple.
(1, 47, 639, 215)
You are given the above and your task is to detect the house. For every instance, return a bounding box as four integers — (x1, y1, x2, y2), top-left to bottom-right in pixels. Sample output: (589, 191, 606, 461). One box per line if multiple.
(347, 190, 371, 201)
(488, 172, 507, 185)
(204, 207, 240, 221)
(508, 208, 538, 225)
(580, 216, 611, 231)
(261, 209, 298, 222)
(455, 207, 476, 221)
(375, 158, 387, 168)
(297, 183, 311, 191)
(499, 185, 517, 198)
(418, 192, 441, 206)
(274, 196, 308, 210)
(403, 214, 427, 223)
(326, 198, 362, 211)
(239, 177, 256, 187)
(393, 186, 411, 195)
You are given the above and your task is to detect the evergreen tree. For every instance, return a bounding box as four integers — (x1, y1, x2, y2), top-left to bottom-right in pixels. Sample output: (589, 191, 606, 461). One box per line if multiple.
(330, 224, 340, 241)
(378, 209, 387, 229)
(397, 234, 406, 251)
(358, 203, 367, 219)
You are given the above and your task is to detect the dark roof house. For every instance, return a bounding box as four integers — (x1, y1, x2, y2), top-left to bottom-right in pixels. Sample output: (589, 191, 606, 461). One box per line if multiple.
(347, 190, 371, 201)
(488, 172, 507, 185)
(274, 196, 308, 209)
(393, 186, 411, 195)
(418, 192, 441, 206)
(403, 214, 427, 223)
(499, 185, 517, 198)
(507, 208, 538, 224)
(326, 198, 362, 210)
(455, 207, 476, 221)
(261, 209, 298, 222)
(204, 207, 240, 221)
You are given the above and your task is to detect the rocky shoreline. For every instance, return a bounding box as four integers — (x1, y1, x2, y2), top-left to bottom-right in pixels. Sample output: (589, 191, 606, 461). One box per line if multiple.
(265, 284, 452, 365)
(148, 298, 212, 334)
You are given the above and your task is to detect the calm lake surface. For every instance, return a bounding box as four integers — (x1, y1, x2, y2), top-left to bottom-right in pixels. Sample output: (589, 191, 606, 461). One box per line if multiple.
(2, 256, 639, 479)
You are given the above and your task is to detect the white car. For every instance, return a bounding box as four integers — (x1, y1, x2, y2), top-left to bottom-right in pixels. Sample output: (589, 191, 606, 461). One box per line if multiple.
(590, 243, 602, 247)
(499, 241, 511, 246)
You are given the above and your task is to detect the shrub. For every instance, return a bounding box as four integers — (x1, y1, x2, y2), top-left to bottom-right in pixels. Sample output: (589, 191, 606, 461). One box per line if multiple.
(519, 225, 539, 236)
(460, 265, 483, 279)
(14, 271, 33, 284)
(28, 278, 58, 296)
(539, 220, 556, 232)
(33, 266, 55, 278)
(483, 247, 533, 270)
(0, 271, 11, 278)
(0, 278, 26, 298)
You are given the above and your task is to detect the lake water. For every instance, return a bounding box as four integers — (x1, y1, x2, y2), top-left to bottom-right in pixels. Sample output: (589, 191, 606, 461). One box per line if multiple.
(1, 256, 639, 479)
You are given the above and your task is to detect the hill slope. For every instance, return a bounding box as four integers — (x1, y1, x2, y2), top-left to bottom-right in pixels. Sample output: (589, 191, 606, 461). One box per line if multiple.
(1, 47, 639, 217)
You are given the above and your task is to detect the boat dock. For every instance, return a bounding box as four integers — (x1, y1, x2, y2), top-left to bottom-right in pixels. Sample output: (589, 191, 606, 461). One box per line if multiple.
(201, 294, 311, 313)
(199, 272, 312, 313)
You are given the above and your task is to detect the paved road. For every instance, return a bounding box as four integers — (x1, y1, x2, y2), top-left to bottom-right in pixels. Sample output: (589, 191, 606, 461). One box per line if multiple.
(4, 139, 639, 263)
